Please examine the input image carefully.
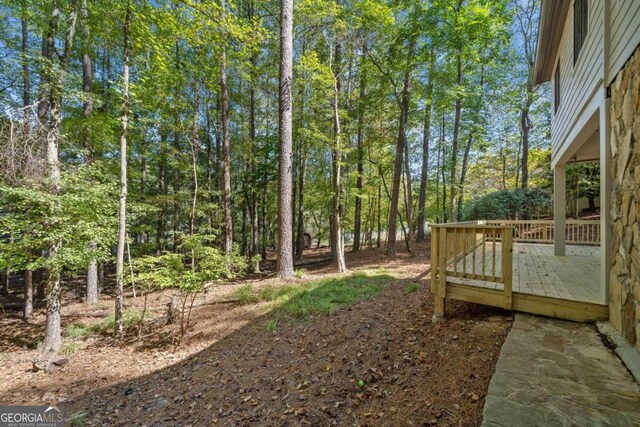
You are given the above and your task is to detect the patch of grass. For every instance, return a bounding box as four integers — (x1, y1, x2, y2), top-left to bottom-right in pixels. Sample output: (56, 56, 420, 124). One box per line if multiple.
(232, 284, 259, 304)
(234, 273, 392, 320)
(91, 310, 152, 335)
(66, 413, 87, 427)
(64, 322, 93, 338)
(404, 283, 420, 293)
(61, 341, 81, 356)
(265, 319, 278, 331)
(294, 269, 307, 279)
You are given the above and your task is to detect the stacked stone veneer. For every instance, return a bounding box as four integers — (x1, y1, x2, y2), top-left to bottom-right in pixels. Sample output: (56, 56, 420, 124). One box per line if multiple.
(609, 45, 640, 354)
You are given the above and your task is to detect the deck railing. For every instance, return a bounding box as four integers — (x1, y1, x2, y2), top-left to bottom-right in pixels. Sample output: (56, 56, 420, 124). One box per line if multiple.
(483, 220, 600, 245)
(431, 222, 514, 314)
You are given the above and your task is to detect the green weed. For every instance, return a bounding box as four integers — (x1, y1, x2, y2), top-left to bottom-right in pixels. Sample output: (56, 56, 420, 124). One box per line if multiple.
(64, 322, 93, 338)
(66, 413, 87, 427)
(265, 320, 278, 331)
(404, 283, 420, 293)
(61, 341, 81, 356)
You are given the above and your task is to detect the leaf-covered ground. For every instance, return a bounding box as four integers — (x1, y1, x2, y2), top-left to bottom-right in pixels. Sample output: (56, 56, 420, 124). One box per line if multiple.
(0, 243, 512, 426)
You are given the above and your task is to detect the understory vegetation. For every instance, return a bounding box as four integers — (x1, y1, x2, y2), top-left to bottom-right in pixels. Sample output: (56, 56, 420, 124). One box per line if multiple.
(232, 272, 393, 325)
(0, 0, 599, 356)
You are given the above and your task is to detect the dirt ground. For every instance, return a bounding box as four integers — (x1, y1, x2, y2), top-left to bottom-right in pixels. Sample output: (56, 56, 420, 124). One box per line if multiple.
(0, 243, 512, 426)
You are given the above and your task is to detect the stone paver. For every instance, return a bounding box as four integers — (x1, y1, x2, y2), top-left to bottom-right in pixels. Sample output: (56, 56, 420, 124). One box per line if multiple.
(482, 314, 640, 427)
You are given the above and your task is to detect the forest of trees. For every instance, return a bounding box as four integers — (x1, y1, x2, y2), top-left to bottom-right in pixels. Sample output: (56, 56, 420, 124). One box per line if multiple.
(0, 0, 554, 351)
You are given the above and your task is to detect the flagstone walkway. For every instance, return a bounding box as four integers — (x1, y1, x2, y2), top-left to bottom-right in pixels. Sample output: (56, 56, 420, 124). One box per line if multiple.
(482, 314, 640, 426)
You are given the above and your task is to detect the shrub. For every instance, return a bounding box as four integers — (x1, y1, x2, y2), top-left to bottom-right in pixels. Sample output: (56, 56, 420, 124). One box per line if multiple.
(464, 188, 552, 220)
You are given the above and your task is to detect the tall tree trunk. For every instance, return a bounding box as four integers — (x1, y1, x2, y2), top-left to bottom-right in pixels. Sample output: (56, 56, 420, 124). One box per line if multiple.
(21, 16, 34, 319)
(403, 134, 414, 252)
(353, 52, 366, 252)
(190, 82, 200, 242)
(521, 103, 530, 189)
(376, 182, 381, 248)
(330, 33, 346, 272)
(21, 17, 30, 127)
(456, 66, 484, 222)
(24, 268, 33, 320)
(115, 2, 131, 338)
(456, 134, 473, 222)
(440, 111, 447, 222)
(43, 0, 78, 353)
(221, 0, 233, 262)
(449, 52, 462, 222)
(295, 150, 306, 261)
(417, 49, 434, 241)
(80, 0, 99, 305)
(276, 0, 294, 278)
(157, 130, 168, 253)
(386, 35, 416, 256)
(173, 44, 182, 251)
(249, 1, 260, 272)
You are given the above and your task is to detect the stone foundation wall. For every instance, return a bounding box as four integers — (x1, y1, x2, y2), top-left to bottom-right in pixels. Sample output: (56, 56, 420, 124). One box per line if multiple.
(609, 45, 640, 354)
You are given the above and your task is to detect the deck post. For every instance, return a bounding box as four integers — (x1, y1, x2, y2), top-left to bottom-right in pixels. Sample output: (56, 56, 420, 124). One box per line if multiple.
(501, 228, 513, 310)
(553, 165, 566, 256)
(433, 227, 447, 322)
(599, 96, 611, 305)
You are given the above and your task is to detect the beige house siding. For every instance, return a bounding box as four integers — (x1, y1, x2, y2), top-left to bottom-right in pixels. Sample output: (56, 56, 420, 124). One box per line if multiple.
(608, 45, 640, 353)
(551, 0, 604, 157)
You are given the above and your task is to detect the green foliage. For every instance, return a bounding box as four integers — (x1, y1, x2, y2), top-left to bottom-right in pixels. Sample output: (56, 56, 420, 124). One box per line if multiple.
(464, 187, 552, 220)
(0, 162, 119, 274)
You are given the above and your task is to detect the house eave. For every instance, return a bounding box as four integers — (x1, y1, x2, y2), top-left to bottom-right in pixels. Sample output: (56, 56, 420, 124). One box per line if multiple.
(533, 0, 571, 85)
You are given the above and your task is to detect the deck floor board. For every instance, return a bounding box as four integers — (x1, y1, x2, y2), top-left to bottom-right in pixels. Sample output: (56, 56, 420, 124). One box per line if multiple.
(449, 243, 601, 304)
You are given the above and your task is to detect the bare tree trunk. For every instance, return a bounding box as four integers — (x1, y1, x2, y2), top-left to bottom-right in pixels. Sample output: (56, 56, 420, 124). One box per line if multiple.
(386, 35, 416, 256)
(115, 2, 131, 338)
(21, 17, 30, 127)
(457, 134, 473, 222)
(21, 16, 35, 317)
(276, 0, 294, 278)
(331, 80, 347, 272)
(248, 3, 260, 272)
(449, 52, 462, 222)
(157, 130, 168, 254)
(440, 111, 448, 223)
(330, 34, 347, 272)
(457, 66, 484, 222)
(376, 182, 381, 248)
(173, 44, 182, 251)
(403, 135, 414, 252)
(521, 104, 530, 189)
(221, 0, 233, 263)
(24, 268, 33, 320)
(43, 0, 78, 353)
(80, 0, 99, 305)
(417, 49, 434, 241)
(295, 150, 306, 262)
(353, 52, 366, 252)
(190, 82, 200, 243)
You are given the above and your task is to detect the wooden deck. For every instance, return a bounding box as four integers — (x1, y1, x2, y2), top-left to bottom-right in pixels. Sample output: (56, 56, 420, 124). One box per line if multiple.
(430, 221, 609, 323)
(448, 243, 602, 304)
